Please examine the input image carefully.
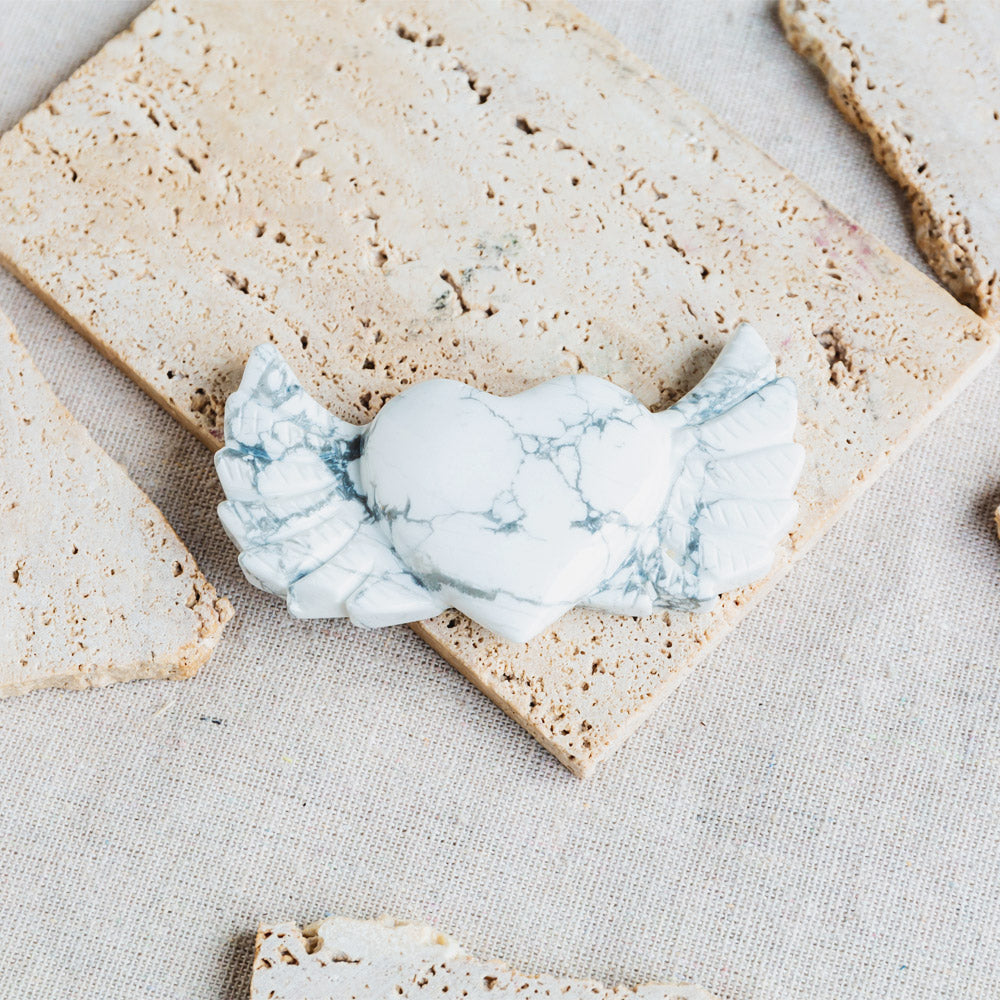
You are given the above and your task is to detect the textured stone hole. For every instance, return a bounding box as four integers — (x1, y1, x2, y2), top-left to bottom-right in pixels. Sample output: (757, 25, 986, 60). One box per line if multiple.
(815, 325, 856, 388)
(440, 270, 470, 313)
(174, 146, 201, 173)
(223, 270, 249, 293)
(456, 62, 491, 103)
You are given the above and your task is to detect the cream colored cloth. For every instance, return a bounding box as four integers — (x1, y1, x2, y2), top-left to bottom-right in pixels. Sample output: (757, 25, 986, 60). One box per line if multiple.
(0, 3, 997, 999)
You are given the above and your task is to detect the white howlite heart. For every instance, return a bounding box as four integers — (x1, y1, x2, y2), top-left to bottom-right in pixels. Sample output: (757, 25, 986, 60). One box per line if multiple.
(215, 323, 804, 643)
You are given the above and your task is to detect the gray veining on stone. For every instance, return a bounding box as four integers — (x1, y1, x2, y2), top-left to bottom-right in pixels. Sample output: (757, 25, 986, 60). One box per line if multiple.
(215, 322, 803, 643)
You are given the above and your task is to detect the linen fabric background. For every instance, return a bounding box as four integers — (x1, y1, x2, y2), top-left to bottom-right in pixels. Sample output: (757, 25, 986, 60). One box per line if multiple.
(1, 3, 998, 999)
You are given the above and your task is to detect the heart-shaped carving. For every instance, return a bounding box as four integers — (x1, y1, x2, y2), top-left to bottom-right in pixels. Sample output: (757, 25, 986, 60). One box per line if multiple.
(216, 322, 803, 643)
(359, 376, 674, 640)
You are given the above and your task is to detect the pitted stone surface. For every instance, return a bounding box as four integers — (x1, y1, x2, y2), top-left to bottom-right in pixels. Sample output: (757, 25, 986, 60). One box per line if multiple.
(0, 310, 230, 697)
(781, 0, 1000, 319)
(0, 0, 993, 770)
(251, 917, 720, 1000)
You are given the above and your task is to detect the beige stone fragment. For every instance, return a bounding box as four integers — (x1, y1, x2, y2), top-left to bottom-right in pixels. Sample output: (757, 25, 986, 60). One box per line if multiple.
(0, 0, 994, 770)
(251, 916, 719, 1000)
(0, 311, 231, 697)
(780, 0, 1000, 319)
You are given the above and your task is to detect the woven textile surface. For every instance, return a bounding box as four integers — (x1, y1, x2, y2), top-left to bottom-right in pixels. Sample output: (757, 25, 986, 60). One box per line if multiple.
(0, 3, 998, 999)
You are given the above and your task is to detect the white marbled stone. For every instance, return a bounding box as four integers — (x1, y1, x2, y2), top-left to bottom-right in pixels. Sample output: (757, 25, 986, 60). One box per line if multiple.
(215, 323, 804, 643)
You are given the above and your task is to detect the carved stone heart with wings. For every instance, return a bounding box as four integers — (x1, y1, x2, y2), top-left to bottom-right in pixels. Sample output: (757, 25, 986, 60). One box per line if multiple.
(215, 323, 803, 643)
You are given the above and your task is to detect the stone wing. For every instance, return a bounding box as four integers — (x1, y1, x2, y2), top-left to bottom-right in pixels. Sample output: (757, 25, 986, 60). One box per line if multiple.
(588, 323, 804, 614)
(215, 345, 447, 627)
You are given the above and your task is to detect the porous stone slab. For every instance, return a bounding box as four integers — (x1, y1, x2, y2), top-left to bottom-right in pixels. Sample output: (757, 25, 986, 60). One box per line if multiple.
(780, 0, 1000, 319)
(0, 311, 230, 697)
(251, 916, 719, 1000)
(0, 0, 993, 770)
